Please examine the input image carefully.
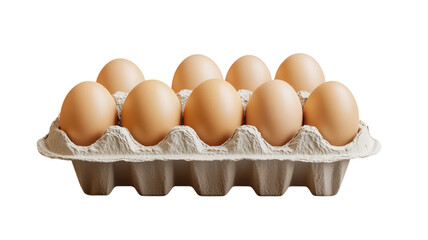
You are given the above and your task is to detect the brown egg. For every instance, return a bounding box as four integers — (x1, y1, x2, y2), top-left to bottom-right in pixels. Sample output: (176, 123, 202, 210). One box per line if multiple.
(246, 80, 302, 146)
(60, 81, 118, 146)
(303, 81, 359, 146)
(97, 58, 144, 94)
(275, 53, 325, 92)
(121, 80, 181, 146)
(225, 55, 272, 91)
(184, 79, 243, 146)
(171, 54, 223, 92)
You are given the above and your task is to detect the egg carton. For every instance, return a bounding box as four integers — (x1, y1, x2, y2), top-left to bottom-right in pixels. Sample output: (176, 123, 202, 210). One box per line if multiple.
(37, 90, 380, 196)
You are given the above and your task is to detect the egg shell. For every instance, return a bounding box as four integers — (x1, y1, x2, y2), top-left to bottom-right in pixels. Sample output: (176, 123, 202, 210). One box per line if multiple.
(303, 81, 359, 146)
(59, 81, 118, 146)
(121, 80, 181, 146)
(226, 55, 272, 91)
(97, 58, 145, 94)
(184, 79, 243, 146)
(171, 54, 223, 92)
(275, 53, 325, 92)
(246, 80, 302, 146)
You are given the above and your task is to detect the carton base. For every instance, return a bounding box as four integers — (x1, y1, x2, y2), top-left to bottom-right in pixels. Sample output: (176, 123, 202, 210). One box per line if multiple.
(72, 159, 349, 196)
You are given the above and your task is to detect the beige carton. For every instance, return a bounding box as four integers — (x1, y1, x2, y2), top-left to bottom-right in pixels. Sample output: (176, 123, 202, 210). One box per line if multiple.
(37, 90, 380, 196)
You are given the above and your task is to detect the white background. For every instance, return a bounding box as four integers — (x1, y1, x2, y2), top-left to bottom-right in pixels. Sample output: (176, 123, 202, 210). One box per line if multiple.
(1, 0, 426, 239)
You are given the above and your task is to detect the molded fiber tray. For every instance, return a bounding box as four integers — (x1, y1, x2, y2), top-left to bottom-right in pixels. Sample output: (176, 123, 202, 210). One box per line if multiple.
(37, 90, 380, 196)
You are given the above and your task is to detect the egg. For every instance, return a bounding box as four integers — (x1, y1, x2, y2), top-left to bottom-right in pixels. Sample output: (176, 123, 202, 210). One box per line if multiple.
(60, 81, 118, 146)
(171, 54, 223, 92)
(121, 80, 181, 146)
(246, 80, 302, 146)
(97, 58, 145, 94)
(275, 53, 325, 92)
(184, 79, 243, 146)
(225, 55, 271, 91)
(303, 81, 359, 146)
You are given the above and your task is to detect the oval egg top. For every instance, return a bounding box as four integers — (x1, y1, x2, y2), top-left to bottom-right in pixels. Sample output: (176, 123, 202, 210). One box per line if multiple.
(275, 53, 325, 92)
(171, 54, 223, 93)
(59, 81, 118, 146)
(303, 81, 359, 146)
(121, 80, 182, 146)
(97, 58, 145, 94)
(246, 80, 302, 146)
(225, 55, 272, 91)
(184, 79, 243, 146)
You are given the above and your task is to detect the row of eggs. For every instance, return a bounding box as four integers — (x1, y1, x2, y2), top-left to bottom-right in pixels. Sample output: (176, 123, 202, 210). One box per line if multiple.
(59, 54, 359, 147)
